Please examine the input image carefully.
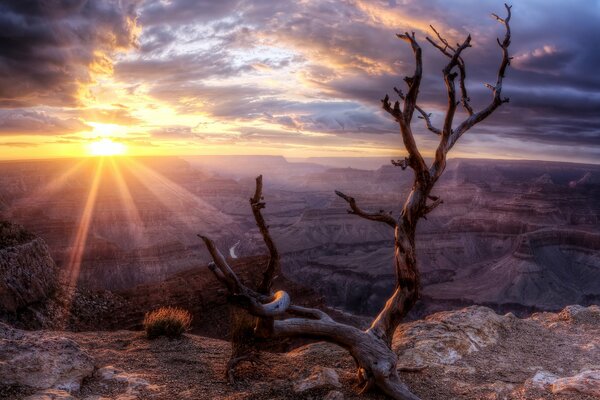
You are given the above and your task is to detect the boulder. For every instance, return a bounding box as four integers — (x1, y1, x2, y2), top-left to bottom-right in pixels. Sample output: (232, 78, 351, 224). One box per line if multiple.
(393, 306, 508, 369)
(0, 323, 94, 392)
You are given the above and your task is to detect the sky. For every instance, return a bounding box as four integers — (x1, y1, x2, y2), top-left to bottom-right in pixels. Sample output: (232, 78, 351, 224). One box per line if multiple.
(0, 0, 598, 163)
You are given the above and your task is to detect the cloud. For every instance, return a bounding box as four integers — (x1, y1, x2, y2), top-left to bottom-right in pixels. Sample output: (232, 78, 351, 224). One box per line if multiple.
(78, 107, 143, 125)
(0, 110, 90, 135)
(2, 0, 600, 162)
(0, 141, 38, 148)
(150, 126, 200, 139)
(0, 0, 140, 107)
(513, 45, 575, 74)
(115, 52, 253, 84)
(140, 0, 241, 26)
(123, 0, 598, 161)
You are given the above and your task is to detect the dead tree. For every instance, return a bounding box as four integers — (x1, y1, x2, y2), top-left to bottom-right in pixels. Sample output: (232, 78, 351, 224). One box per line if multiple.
(199, 5, 512, 399)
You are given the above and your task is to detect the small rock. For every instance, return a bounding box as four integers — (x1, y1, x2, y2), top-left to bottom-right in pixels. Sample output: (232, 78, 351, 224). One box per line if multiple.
(293, 367, 342, 393)
(525, 370, 559, 390)
(323, 390, 344, 400)
(97, 365, 159, 395)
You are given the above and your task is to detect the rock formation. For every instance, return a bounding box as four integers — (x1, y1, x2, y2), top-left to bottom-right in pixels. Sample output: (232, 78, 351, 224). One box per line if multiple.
(0, 323, 93, 398)
(0, 221, 58, 313)
(1, 305, 598, 399)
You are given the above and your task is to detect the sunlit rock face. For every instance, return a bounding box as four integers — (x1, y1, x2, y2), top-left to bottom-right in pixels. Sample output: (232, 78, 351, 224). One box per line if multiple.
(393, 306, 507, 369)
(390, 305, 600, 399)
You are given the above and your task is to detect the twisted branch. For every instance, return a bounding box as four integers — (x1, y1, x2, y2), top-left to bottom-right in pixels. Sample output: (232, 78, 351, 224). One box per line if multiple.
(393, 87, 441, 136)
(250, 175, 280, 294)
(445, 3, 513, 156)
(335, 190, 397, 228)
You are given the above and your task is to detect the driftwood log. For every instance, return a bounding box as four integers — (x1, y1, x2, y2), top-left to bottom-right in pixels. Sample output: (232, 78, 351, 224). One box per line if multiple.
(200, 5, 512, 399)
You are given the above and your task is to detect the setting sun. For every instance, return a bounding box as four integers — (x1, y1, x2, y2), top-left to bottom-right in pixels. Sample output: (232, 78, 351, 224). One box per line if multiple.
(87, 138, 126, 156)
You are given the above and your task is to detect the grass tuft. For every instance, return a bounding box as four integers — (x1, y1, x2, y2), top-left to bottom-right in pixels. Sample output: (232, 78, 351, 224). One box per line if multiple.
(143, 306, 192, 339)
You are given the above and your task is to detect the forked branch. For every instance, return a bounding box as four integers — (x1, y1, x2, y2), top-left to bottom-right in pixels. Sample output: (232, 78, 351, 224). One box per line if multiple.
(250, 175, 280, 294)
(427, 3, 512, 179)
(444, 3, 513, 157)
(394, 87, 441, 136)
(426, 25, 474, 116)
(382, 32, 429, 177)
(335, 190, 397, 228)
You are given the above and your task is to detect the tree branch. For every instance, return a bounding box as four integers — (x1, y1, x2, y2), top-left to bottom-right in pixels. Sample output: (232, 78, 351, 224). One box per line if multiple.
(394, 87, 441, 136)
(335, 190, 397, 228)
(199, 233, 421, 400)
(429, 34, 472, 180)
(287, 305, 333, 322)
(199, 234, 289, 318)
(250, 175, 280, 294)
(423, 197, 443, 216)
(446, 3, 512, 155)
(383, 32, 429, 178)
(427, 26, 474, 116)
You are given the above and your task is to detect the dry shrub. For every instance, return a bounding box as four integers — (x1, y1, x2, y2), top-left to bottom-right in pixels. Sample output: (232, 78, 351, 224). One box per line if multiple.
(143, 306, 192, 339)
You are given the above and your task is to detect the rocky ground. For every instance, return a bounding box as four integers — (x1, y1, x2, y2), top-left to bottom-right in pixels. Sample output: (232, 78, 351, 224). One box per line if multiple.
(2, 305, 598, 400)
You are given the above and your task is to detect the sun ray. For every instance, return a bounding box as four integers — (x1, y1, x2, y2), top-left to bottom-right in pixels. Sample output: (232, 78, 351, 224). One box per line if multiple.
(122, 158, 232, 235)
(108, 157, 144, 247)
(6, 159, 86, 217)
(61, 158, 104, 326)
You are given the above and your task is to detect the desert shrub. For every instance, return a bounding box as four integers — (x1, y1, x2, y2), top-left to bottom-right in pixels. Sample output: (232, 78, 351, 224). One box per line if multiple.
(143, 306, 192, 339)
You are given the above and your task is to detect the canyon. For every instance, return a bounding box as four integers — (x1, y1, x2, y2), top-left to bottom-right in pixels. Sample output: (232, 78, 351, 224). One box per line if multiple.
(0, 156, 598, 320)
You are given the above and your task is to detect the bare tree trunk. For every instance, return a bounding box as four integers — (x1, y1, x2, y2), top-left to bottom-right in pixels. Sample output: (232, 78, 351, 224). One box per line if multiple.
(199, 5, 513, 399)
(225, 175, 281, 382)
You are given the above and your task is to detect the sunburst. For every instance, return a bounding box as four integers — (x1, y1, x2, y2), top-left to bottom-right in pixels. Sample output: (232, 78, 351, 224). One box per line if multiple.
(88, 138, 127, 156)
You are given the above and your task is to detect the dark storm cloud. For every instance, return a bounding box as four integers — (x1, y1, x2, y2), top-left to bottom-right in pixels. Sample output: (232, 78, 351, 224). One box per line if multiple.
(140, 0, 240, 25)
(0, 0, 139, 107)
(0, 110, 90, 135)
